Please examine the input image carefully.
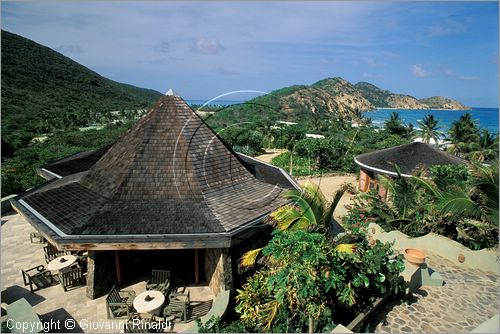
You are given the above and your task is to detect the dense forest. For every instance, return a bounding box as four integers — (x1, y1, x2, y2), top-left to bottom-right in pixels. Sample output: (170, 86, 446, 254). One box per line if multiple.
(1, 30, 162, 154)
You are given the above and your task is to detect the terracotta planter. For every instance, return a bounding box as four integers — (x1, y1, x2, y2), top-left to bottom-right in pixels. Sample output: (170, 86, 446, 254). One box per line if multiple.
(404, 248, 426, 265)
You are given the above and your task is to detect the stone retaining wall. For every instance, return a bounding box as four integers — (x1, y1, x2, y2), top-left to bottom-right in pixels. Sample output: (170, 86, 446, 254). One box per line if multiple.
(368, 223, 499, 274)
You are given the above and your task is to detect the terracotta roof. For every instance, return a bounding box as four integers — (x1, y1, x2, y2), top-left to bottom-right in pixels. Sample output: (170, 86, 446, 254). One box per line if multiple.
(354, 142, 466, 177)
(13, 94, 293, 249)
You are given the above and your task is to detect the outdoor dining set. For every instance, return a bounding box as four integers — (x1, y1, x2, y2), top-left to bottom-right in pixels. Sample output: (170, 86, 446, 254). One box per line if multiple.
(106, 269, 191, 333)
(20, 233, 192, 333)
(21, 234, 87, 294)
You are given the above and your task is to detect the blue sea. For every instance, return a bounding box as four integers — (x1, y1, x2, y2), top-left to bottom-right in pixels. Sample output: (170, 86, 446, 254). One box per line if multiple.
(363, 107, 499, 133)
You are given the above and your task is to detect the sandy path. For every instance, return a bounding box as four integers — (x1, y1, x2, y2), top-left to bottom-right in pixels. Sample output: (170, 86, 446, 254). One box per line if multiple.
(254, 150, 358, 222)
(254, 149, 286, 163)
(298, 175, 357, 222)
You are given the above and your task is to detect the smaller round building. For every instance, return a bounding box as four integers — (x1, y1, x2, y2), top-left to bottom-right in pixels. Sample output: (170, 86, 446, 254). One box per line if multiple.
(354, 142, 466, 199)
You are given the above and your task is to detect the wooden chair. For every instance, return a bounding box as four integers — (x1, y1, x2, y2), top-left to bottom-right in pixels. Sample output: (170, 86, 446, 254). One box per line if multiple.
(163, 291, 190, 323)
(106, 285, 136, 319)
(59, 264, 85, 292)
(146, 270, 170, 294)
(21, 265, 54, 293)
(29, 232, 45, 244)
(43, 244, 67, 264)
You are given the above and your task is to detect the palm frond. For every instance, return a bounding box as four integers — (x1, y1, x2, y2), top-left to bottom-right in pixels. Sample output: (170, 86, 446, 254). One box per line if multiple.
(437, 193, 483, 220)
(322, 187, 346, 229)
(284, 191, 318, 226)
(412, 176, 442, 198)
(335, 243, 356, 254)
(239, 247, 264, 267)
(271, 205, 309, 231)
(285, 184, 326, 224)
(377, 174, 396, 194)
(262, 300, 280, 331)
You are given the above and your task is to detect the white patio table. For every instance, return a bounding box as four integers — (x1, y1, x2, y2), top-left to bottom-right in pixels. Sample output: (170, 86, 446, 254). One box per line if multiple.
(47, 254, 77, 272)
(133, 290, 165, 315)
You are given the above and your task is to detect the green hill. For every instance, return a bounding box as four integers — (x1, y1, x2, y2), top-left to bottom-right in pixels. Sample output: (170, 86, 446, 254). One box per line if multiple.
(418, 96, 470, 110)
(206, 78, 372, 128)
(1, 30, 162, 151)
(354, 82, 394, 107)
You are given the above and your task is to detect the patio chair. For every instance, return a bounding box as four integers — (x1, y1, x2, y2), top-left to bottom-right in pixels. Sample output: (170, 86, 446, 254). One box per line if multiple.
(58, 264, 86, 292)
(29, 232, 45, 244)
(146, 270, 170, 294)
(21, 265, 54, 293)
(43, 244, 67, 263)
(71, 251, 88, 272)
(125, 312, 159, 333)
(106, 285, 136, 319)
(163, 291, 190, 323)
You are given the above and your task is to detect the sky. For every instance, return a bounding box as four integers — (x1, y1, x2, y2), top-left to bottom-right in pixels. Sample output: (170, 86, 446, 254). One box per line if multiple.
(1, 1, 499, 107)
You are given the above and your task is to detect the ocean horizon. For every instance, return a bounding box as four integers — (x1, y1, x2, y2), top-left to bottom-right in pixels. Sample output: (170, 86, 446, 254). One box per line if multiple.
(187, 99, 499, 133)
(364, 107, 499, 133)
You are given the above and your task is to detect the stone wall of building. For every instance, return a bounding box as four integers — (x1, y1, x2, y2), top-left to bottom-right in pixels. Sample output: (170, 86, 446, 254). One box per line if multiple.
(204, 248, 232, 295)
(86, 250, 116, 299)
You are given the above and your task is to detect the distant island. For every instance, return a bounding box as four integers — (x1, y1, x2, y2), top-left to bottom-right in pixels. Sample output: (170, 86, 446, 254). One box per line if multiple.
(250, 78, 470, 118)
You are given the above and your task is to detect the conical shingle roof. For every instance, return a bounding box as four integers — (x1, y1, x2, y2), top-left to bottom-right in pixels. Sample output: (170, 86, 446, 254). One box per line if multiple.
(355, 142, 466, 177)
(13, 93, 291, 249)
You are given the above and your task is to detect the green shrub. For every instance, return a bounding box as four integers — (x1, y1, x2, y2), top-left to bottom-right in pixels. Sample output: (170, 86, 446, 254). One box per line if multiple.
(235, 230, 405, 332)
(197, 317, 252, 333)
(271, 151, 317, 176)
(429, 164, 470, 190)
(1, 321, 11, 333)
(1, 124, 131, 197)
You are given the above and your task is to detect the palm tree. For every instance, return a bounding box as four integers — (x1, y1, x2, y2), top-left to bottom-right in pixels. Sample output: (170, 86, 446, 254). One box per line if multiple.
(414, 160, 499, 224)
(447, 113, 479, 157)
(469, 129, 498, 162)
(416, 114, 443, 144)
(239, 183, 348, 267)
(271, 183, 346, 231)
(384, 112, 407, 136)
(389, 111, 401, 122)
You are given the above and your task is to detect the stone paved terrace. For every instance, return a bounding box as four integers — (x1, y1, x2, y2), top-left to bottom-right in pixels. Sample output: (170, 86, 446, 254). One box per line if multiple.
(1, 212, 214, 333)
(370, 250, 499, 333)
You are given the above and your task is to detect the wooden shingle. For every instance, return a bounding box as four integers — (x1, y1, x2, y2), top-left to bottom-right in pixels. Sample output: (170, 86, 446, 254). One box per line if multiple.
(15, 93, 297, 248)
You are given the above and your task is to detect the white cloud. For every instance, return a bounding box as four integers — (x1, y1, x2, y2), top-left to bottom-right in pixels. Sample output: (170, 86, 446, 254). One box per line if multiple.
(362, 72, 383, 79)
(191, 39, 225, 55)
(381, 51, 399, 58)
(412, 64, 429, 77)
(440, 65, 479, 81)
(443, 68, 455, 76)
(155, 42, 170, 53)
(363, 57, 385, 67)
(457, 76, 480, 81)
(429, 19, 466, 37)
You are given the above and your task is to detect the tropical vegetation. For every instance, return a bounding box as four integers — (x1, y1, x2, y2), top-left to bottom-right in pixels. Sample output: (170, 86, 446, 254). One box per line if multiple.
(1, 30, 160, 156)
(343, 162, 499, 250)
(206, 185, 406, 333)
(446, 113, 498, 162)
(416, 114, 443, 144)
(235, 230, 404, 332)
(1, 123, 133, 196)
